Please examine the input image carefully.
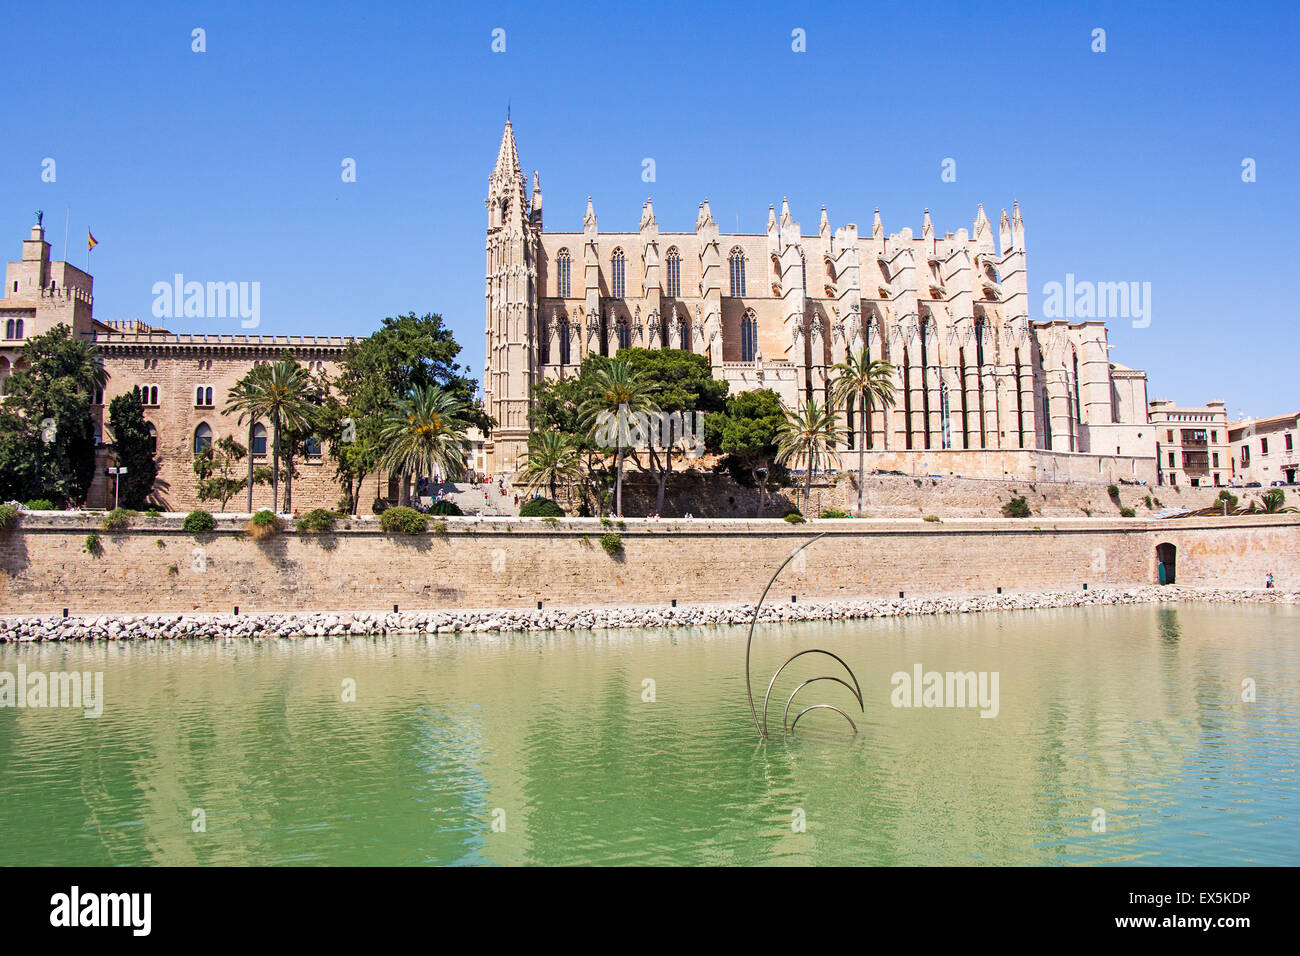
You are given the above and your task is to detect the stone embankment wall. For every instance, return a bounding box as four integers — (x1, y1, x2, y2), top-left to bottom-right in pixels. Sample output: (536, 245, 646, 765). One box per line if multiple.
(1, 513, 1296, 616)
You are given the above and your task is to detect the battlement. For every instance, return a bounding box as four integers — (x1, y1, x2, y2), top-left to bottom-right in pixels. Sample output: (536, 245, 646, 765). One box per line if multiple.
(89, 330, 362, 349)
(38, 286, 93, 305)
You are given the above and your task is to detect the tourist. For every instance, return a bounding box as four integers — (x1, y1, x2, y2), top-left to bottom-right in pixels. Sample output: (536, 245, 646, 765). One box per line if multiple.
(1266, 572, 1275, 589)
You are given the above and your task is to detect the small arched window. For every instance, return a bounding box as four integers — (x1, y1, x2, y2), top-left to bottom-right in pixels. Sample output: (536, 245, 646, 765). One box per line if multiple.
(4, 319, 12, 339)
(304, 435, 322, 457)
(556, 248, 571, 298)
(666, 247, 681, 297)
(741, 309, 758, 362)
(193, 423, 213, 455)
(729, 248, 747, 297)
(251, 423, 268, 457)
(610, 248, 626, 298)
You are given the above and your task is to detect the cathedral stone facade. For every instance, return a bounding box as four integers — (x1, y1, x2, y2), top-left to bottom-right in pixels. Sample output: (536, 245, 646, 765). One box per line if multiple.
(483, 120, 1158, 483)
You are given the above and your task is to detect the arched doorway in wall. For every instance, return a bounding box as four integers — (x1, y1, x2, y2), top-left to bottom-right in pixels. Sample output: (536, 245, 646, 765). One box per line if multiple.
(1156, 542, 1177, 585)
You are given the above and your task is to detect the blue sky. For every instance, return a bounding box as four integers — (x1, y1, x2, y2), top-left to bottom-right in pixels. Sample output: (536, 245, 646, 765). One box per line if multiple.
(4, 0, 1296, 416)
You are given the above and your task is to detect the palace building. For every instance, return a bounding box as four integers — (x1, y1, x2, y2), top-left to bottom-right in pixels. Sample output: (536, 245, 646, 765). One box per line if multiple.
(483, 120, 1160, 483)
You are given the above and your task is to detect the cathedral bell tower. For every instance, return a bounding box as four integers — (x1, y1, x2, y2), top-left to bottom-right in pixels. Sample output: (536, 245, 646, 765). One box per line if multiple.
(483, 119, 538, 474)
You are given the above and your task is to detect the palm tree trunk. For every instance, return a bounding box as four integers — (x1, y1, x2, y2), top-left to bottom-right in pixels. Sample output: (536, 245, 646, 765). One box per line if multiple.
(285, 454, 293, 512)
(857, 399, 867, 515)
(804, 445, 813, 515)
(246, 421, 254, 513)
(615, 435, 624, 517)
(271, 414, 280, 514)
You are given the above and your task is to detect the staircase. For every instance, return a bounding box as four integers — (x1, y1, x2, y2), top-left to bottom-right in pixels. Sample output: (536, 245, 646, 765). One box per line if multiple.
(430, 481, 517, 517)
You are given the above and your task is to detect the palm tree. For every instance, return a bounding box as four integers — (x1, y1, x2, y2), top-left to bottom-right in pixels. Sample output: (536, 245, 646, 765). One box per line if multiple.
(776, 396, 842, 515)
(517, 430, 582, 504)
(1247, 488, 1298, 514)
(224, 360, 316, 513)
(377, 385, 470, 500)
(830, 350, 897, 515)
(578, 360, 658, 516)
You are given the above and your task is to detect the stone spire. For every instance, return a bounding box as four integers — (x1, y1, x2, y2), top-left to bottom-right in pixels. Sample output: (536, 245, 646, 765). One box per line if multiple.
(999, 207, 1012, 252)
(779, 197, 794, 231)
(872, 207, 883, 240)
(922, 208, 934, 240)
(640, 197, 657, 230)
(529, 171, 542, 228)
(1011, 199, 1025, 248)
(583, 196, 597, 231)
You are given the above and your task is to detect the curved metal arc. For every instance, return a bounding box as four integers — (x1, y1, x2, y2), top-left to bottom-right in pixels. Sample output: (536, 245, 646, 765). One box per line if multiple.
(791, 704, 858, 734)
(760, 647, 863, 736)
(782, 676, 864, 734)
(745, 533, 827, 737)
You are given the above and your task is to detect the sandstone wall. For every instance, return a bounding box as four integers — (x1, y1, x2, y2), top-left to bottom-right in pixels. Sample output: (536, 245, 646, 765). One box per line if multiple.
(2, 514, 1296, 616)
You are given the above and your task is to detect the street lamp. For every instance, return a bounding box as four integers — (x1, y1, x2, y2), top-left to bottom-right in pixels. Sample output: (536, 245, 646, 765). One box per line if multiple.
(107, 465, 128, 509)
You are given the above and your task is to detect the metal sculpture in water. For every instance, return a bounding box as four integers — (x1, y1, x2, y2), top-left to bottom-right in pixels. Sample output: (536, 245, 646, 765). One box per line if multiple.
(745, 533, 864, 737)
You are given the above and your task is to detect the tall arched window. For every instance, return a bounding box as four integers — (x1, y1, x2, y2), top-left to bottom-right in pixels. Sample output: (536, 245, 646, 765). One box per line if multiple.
(679, 321, 690, 351)
(666, 247, 681, 297)
(4, 319, 12, 339)
(616, 317, 631, 351)
(610, 248, 626, 298)
(4, 318, 22, 339)
(251, 423, 268, 457)
(193, 423, 213, 455)
(729, 248, 747, 297)
(559, 319, 571, 365)
(800, 250, 808, 293)
(1073, 351, 1082, 424)
(146, 423, 157, 454)
(556, 249, 571, 298)
(741, 309, 758, 362)
(1042, 386, 1053, 447)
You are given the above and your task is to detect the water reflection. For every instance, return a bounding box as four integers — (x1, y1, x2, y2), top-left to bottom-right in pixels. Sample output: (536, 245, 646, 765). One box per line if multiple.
(0, 604, 1297, 865)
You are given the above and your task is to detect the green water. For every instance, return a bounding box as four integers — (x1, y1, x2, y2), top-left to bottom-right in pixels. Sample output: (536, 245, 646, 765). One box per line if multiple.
(0, 603, 1297, 866)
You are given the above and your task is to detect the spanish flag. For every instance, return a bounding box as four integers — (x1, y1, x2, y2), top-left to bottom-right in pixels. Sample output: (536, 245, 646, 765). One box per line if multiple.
(87, 231, 98, 252)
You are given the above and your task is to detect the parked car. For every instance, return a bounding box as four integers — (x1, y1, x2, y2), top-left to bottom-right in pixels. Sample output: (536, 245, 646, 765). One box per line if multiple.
(1246, 481, 1263, 487)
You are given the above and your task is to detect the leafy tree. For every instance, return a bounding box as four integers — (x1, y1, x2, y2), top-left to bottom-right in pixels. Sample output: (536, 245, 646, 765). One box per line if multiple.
(775, 397, 842, 515)
(615, 348, 727, 515)
(194, 436, 250, 511)
(0, 324, 105, 505)
(829, 350, 897, 515)
(106, 386, 159, 509)
(335, 313, 490, 508)
(710, 388, 786, 516)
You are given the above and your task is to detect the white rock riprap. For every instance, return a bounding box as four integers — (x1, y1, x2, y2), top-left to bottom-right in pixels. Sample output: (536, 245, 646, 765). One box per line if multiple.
(1, 587, 1297, 643)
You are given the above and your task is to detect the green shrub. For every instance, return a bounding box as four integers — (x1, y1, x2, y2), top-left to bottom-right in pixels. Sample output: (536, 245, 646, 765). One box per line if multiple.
(1144, 495, 1154, 509)
(145, 508, 162, 518)
(1154, 498, 1163, 508)
(24, 499, 56, 511)
(519, 497, 564, 518)
(427, 499, 463, 516)
(247, 509, 282, 540)
(1119, 507, 1136, 517)
(431, 520, 448, 536)
(102, 507, 135, 531)
(182, 509, 216, 534)
(821, 508, 851, 518)
(155, 539, 165, 549)
(599, 532, 624, 556)
(1217, 490, 1239, 512)
(380, 505, 427, 534)
(922, 514, 941, 523)
(372, 498, 389, 515)
(542, 516, 559, 526)
(84, 533, 102, 554)
(1107, 485, 1120, 501)
(167, 564, 178, 576)
(296, 508, 336, 533)
(783, 512, 806, 524)
(1002, 496, 1031, 518)
(0, 504, 17, 530)
(600, 516, 613, 528)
